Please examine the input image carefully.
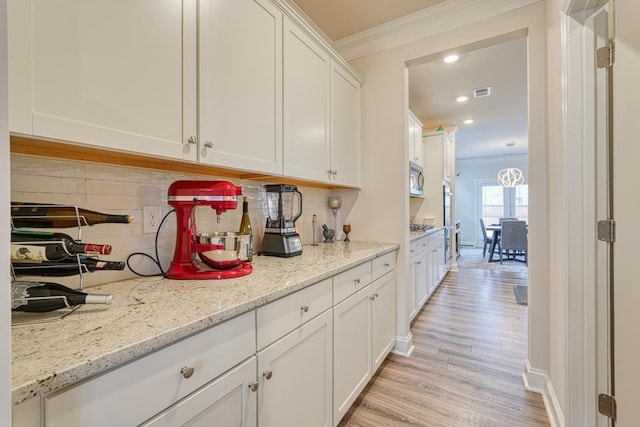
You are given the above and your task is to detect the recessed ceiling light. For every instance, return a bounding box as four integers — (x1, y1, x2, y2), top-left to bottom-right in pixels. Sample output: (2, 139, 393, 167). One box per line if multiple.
(464, 119, 474, 124)
(444, 54, 459, 64)
(456, 95, 469, 103)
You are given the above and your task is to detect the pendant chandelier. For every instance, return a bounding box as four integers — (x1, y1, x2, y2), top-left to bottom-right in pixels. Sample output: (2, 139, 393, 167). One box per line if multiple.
(497, 141, 524, 187)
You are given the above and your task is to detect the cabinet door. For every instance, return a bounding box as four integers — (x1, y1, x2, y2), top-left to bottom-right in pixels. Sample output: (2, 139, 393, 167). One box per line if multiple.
(283, 19, 330, 182)
(257, 310, 332, 427)
(141, 357, 257, 427)
(371, 272, 396, 371)
(8, 0, 197, 161)
(408, 256, 419, 320)
(330, 61, 361, 188)
(333, 286, 372, 425)
(416, 250, 429, 308)
(198, 0, 282, 174)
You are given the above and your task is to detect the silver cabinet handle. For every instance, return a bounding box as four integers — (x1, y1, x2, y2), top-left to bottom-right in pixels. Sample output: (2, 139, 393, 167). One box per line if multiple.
(263, 370, 273, 380)
(332, 170, 338, 176)
(204, 141, 213, 148)
(384, 263, 390, 267)
(416, 260, 422, 264)
(354, 278, 360, 284)
(248, 381, 259, 392)
(187, 136, 198, 145)
(301, 305, 309, 313)
(180, 366, 195, 379)
(369, 293, 379, 301)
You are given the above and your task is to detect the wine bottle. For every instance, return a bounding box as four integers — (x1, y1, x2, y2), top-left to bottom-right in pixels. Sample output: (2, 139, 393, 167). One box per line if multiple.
(11, 202, 133, 228)
(238, 196, 253, 262)
(11, 281, 114, 312)
(11, 230, 112, 263)
(12, 256, 126, 277)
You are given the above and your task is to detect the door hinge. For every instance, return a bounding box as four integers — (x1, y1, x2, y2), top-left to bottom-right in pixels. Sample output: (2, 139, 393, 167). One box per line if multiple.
(597, 43, 615, 68)
(597, 219, 616, 242)
(598, 393, 617, 421)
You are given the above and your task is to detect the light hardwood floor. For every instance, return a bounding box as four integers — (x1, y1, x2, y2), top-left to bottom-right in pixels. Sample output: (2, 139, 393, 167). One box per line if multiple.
(339, 268, 550, 427)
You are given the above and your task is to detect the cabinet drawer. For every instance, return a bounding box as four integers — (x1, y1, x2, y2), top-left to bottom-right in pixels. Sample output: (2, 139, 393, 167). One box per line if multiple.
(257, 278, 332, 350)
(45, 311, 256, 427)
(372, 251, 396, 280)
(333, 261, 372, 304)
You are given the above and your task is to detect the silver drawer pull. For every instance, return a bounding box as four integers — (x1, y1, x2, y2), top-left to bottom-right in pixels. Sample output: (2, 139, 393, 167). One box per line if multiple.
(187, 136, 198, 145)
(263, 370, 273, 380)
(248, 381, 259, 392)
(180, 366, 195, 379)
(204, 141, 213, 148)
(301, 305, 309, 313)
(354, 278, 360, 284)
(384, 263, 390, 267)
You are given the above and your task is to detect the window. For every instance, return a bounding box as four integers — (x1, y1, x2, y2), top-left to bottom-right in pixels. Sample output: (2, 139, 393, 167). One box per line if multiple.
(479, 181, 529, 227)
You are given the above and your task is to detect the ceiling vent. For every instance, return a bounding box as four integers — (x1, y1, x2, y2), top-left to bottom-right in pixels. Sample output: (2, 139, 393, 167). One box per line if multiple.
(473, 87, 492, 98)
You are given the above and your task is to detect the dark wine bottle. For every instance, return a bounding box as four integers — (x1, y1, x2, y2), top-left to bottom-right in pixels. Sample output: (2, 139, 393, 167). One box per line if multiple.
(11, 281, 114, 312)
(12, 256, 126, 277)
(11, 202, 133, 228)
(238, 196, 253, 262)
(11, 230, 112, 263)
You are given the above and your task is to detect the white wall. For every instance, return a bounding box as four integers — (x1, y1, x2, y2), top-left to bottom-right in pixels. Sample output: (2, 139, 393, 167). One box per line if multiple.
(456, 155, 528, 246)
(347, 2, 548, 367)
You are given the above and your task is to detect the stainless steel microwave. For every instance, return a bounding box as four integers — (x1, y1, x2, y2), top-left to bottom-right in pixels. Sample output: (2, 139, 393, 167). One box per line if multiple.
(409, 162, 424, 197)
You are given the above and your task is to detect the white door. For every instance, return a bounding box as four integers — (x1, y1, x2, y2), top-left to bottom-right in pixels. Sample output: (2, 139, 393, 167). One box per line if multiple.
(333, 286, 371, 425)
(612, 0, 640, 424)
(371, 273, 396, 371)
(198, 0, 282, 174)
(257, 310, 332, 427)
(282, 18, 330, 183)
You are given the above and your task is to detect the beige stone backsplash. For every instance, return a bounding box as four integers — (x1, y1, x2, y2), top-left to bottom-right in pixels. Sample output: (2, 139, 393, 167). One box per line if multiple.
(11, 154, 349, 288)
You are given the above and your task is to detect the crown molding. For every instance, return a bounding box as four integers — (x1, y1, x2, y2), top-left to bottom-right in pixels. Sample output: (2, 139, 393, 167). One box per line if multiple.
(333, 0, 541, 61)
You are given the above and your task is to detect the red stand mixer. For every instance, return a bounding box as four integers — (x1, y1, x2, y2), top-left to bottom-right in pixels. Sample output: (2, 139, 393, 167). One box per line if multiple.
(166, 180, 253, 280)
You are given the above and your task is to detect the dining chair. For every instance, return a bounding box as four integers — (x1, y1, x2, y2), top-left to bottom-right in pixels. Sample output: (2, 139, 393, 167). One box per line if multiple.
(479, 218, 494, 258)
(500, 220, 527, 264)
(499, 217, 518, 224)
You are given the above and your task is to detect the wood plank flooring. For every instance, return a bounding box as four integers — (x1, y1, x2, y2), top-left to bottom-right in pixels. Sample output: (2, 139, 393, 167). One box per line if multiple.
(339, 268, 550, 427)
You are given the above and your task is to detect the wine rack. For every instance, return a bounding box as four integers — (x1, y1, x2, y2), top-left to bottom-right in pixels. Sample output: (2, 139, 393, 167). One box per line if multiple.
(11, 204, 95, 325)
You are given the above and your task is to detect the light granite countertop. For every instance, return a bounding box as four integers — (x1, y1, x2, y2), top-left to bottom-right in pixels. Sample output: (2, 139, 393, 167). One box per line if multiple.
(410, 226, 445, 242)
(11, 241, 398, 405)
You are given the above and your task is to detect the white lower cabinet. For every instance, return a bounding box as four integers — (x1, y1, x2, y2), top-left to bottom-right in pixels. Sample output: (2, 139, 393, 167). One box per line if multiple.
(333, 286, 372, 425)
(44, 311, 256, 427)
(333, 265, 396, 425)
(15, 252, 398, 427)
(141, 356, 258, 427)
(371, 272, 396, 371)
(257, 309, 333, 427)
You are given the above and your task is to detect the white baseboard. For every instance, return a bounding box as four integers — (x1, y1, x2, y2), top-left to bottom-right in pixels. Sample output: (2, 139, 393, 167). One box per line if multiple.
(392, 332, 415, 357)
(522, 359, 565, 427)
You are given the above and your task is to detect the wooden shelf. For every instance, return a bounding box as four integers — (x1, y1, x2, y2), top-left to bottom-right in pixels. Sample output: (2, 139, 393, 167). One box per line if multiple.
(10, 135, 345, 190)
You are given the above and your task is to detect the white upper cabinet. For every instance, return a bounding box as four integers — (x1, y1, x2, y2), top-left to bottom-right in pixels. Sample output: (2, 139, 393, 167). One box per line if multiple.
(408, 111, 424, 166)
(198, 0, 283, 174)
(7, 0, 362, 187)
(282, 18, 330, 182)
(330, 61, 362, 188)
(7, 0, 197, 161)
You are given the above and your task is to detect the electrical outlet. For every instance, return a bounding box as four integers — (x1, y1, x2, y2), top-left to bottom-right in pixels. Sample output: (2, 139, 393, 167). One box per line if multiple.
(143, 205, 162, 234)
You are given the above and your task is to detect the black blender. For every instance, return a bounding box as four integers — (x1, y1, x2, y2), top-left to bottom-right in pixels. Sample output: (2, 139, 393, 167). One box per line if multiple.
(262, 184, 303, 257)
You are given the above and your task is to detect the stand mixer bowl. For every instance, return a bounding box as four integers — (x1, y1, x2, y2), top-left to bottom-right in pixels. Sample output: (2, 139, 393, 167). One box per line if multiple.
(196, 232, 251, 270)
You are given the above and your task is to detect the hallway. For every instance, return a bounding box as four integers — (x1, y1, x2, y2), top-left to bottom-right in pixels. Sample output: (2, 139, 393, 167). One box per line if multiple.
(339, 269, 549, 426)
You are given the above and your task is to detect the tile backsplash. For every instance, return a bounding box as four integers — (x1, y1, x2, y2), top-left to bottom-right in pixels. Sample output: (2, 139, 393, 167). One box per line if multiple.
(10, 154, 347, 288)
